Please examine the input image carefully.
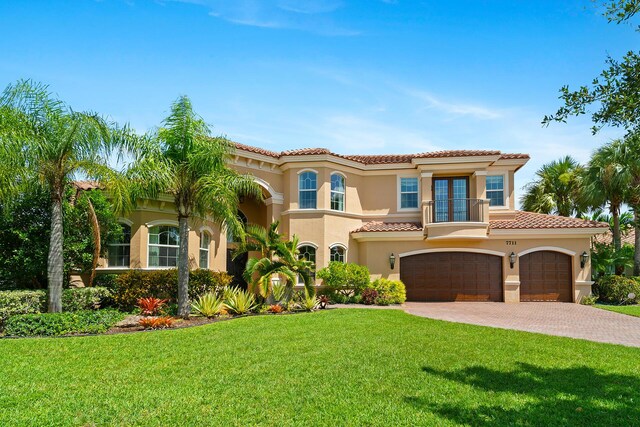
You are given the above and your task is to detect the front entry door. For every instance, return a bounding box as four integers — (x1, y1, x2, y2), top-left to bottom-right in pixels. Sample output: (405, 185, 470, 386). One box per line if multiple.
(433, 177, 469, 222)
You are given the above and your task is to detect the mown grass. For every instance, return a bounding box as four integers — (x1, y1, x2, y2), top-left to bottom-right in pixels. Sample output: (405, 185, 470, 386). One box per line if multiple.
(1, 309, 639, 426)
(596, 303, 640, 318)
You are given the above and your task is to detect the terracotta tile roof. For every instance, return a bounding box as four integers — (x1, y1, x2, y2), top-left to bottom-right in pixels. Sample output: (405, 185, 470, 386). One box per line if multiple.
(489, 211, 609, 230)
(233, 142, 528, 165)
(72, 181, 101, 191)
(352, 221, 423, 233)
(593, 229, 636, 246)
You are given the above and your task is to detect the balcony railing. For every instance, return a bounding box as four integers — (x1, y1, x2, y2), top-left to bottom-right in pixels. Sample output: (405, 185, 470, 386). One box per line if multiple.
(426, 198, 485, 223)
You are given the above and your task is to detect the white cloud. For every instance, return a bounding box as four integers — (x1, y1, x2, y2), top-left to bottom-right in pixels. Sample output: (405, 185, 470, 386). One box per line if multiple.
(402, 88, 504, 120)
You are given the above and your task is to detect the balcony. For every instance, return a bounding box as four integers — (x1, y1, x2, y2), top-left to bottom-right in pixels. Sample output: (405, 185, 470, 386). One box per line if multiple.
(423, 198, 489, 240)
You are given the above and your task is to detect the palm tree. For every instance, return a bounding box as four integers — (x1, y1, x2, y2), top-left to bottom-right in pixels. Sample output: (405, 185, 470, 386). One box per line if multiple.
(521, 156, 585, 217)
(0, 80, 133, 312)
(132, 95, 262, 318)
(236, 222, 315, 299)
(582, 141, 630, 253)
(617, 132, 640, 275)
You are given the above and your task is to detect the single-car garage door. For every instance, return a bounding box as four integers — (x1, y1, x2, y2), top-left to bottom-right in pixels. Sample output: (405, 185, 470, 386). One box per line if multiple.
(400, 252, 503, 302)
(520, 251, 572, 302)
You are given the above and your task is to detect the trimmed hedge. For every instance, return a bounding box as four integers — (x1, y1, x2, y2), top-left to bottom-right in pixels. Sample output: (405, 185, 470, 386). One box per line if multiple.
(317, 262, 370, 296)
(594, 275, 640, 305)
(3, 309, 125, 337)
(62, 287, 112, 311)
(369, 278, 407, 305)
(0, 290, 45, 324)
(112, 269, 233, 311)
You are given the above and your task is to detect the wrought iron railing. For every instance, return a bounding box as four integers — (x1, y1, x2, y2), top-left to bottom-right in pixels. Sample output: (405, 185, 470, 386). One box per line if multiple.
(426, 198, 485, 223)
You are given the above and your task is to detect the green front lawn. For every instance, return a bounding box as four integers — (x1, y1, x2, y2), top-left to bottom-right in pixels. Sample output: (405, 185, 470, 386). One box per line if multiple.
(596, 303, 640, 318)
(1, 309, 639, 426)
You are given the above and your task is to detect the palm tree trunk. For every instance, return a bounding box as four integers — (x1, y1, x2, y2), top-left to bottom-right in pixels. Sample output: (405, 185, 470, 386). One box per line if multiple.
(48, 192, 64, 312)
(177, 215, 191, 318)
(612, 206, 623, 275)
(635, 209, 640, 276)
(87, 198, 101, 287)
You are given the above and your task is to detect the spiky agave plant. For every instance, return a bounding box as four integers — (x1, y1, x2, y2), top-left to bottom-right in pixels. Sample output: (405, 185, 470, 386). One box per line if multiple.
(191, 292, 224, 318)
(224, 288, 258, 315)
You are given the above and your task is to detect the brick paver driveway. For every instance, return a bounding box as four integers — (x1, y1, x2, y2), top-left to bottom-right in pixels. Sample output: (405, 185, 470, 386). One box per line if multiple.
(403, 302, 640, 347)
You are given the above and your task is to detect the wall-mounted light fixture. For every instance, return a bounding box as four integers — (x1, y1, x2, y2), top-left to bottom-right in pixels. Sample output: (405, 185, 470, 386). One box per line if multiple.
(509, 252, 517, 269)
(580, 251, 589, 268)
(389, 253, 396, 270)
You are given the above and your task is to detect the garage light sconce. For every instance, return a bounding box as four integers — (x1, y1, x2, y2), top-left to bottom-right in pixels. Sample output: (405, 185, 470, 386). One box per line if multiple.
(509, 252, 516, 269)
(389, 253, 396, 270)
(580, 251, 589, 268)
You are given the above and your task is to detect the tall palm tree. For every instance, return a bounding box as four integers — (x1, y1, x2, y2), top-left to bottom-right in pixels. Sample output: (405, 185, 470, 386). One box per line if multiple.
(582, 140, 630, 255)
(520, 156, 585, 217)
(132, 96, 262, 318)
(0, 80, 133, 312)
(617, 132, 640, 275)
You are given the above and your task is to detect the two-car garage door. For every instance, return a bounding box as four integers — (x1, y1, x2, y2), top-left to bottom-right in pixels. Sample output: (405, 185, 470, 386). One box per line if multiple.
(400, 250, 573, 302)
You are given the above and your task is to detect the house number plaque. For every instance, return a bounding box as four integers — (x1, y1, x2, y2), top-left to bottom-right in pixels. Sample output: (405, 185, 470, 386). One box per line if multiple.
(505, 241, 517, 245)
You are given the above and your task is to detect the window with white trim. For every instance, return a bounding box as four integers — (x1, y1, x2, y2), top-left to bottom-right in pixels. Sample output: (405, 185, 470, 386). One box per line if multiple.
(148, 225, 179, 267)
(486, 175, 505, 207)
(108, 223, 131, 267)
(330, 245, 346, 263)
(298, 245, 317, 283)
(330, 173, 345, 211)
(400, 177, 419, 209)
(299, 171, 317, 209)
(199, 232, 210, 269)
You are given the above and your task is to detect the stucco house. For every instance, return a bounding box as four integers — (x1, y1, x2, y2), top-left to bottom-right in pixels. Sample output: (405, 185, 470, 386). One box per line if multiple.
(94, 142, 608, 303)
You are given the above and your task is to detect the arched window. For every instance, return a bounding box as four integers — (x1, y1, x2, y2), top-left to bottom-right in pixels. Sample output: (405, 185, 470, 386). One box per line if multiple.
(298, 245, 317, 283)
(108, 223, 131, 267)
(329, 244, 346, 263)
(299, 171, 317, 209)
(227, 210, 248, 243)
(148, 225, 179, 267)
(199, 232, 211, 269)
(330, 173, 345, 211)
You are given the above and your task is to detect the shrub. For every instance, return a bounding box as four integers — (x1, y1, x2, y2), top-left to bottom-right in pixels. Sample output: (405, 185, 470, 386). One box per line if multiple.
(3, 309, 124, 337)
(191, 292, 224, 318)
(580, 295, 598, 306)
(224, 288, 257, 315)
(369, 278, 407, 304)
(112, 269, 233, 311)
(361, 288, 378, 305)
(62, 287, 112, 311)
(139, 316, 174, 329)
(268, 304, 284, 313)
(0, 290, 45, 324)
(317, 262, 370, 297)
(594, 275, 640, 304)
(299, 290, 318, 312)
(137, 297, 167, 316)
(93, 274, 118, 290)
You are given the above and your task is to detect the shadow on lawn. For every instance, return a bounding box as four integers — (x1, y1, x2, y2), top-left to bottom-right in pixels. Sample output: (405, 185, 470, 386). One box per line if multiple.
(407, 362, 640, 425)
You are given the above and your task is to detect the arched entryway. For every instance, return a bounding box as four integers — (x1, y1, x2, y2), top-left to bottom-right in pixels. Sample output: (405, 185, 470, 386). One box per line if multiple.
(519, 250, 572, 302)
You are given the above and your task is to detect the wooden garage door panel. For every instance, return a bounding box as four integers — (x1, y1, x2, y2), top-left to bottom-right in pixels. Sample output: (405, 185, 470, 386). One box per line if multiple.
(400, 252, 503, 302)
(520, 251, 572, 302)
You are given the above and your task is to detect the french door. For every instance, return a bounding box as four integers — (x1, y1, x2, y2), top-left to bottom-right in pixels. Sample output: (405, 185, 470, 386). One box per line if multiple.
(433, 177, 469, 222)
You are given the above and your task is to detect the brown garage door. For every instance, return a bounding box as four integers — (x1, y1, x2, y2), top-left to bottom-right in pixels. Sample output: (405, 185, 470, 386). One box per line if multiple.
(520, 251, 572, 302)
(400, 252, 503, 302)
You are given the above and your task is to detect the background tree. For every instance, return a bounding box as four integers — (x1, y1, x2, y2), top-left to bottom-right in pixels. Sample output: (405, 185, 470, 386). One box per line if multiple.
(543, 1, 640, 133)
(520, 156, 585, 217)
(618, 132, 640, 274)
(0, 80, 133, 311)
(133, 95, 262, 318)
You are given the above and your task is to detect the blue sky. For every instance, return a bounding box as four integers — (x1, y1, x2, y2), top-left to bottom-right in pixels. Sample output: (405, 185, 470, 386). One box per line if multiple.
(0, 0, 635, 202)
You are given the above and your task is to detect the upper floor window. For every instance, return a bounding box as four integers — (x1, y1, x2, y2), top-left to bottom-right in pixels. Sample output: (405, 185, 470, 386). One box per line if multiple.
(400, 177, 419, 209)
(486, 175, 505, 207)
(199, 232, 210, 269)
(330, 173, 345, 211)
(329, 244, 346, 263)
(108, 223, 131, 267)
(299, 171, 317, 209)
(148, 225, 179, 267)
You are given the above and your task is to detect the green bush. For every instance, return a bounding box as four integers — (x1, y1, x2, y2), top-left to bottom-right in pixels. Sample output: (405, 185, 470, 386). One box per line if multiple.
(93, 274, 118, 290)
(3, 309, 125, 337)
(369, 278, 406, 305)
(594, 275, 640, 304)
(0, 290, 45, 324)
(112, 269, 233, 311)
(317, 262, 370, 297)
(62, 287, 112, 311)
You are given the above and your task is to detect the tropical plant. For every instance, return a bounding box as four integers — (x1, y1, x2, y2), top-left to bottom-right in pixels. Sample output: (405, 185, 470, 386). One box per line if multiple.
(268, 304, 284, 314)
(129, 96, 261, 317)
(591, 243, 635, 279)
(616, 132, 640, 274)
(298, 290, 318, 312)
(0, 80, 135, 312)
(224, 287, 257, 315)
(317, 262, 370, 297)
(191, 292, 224, 318)
(361, 288, 379, 305)
(137, 297, 167, 316)
(520, 156, 585, 217)
(139, 316, 175, 329)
